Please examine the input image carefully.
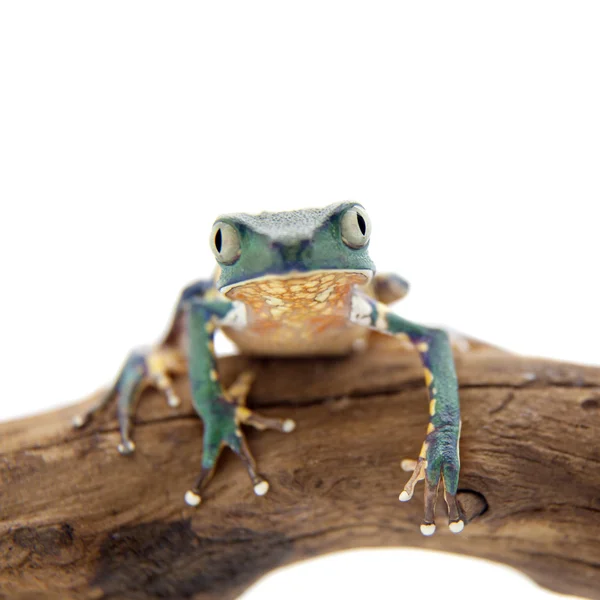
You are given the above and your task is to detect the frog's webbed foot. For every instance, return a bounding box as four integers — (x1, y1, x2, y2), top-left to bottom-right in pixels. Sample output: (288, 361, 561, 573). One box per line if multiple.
(72, 346, 187, 454)
(183, 370, 295, 506)
(399, 441, 463, 535)
(183, 424, 281, 507)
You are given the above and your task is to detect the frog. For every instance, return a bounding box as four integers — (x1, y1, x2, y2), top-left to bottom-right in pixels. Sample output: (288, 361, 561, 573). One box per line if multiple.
(73, 202, 463, 536)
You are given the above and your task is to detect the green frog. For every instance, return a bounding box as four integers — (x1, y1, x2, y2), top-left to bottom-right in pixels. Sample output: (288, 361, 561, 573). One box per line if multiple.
(74, 202, 463, 536)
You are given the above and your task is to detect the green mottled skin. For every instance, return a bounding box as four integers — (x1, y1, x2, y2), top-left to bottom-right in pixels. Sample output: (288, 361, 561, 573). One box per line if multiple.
(83, 202, 462, 534)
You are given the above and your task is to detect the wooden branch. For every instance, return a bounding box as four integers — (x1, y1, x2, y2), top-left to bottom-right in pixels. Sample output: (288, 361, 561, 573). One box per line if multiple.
(1, 336, 600, 600)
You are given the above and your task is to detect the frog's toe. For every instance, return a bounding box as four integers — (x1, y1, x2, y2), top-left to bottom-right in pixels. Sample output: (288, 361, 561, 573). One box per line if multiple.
(117, 439, 136, 455)
(185, 457, 271, 506)
(399, 453, 463, 535)
(449, 519, 465, 533)
(184, 489, 202, 506)
(71, 387, 116, 430)
(184, 465, 215, 507)
(400, 458, 441, 534)
(237, 406, 296, 434)
(152, 373, 181, 408)
(444, 485, 464, 533)
(237, 435, 272, 496)
(253, 479, 270, 496)
(184, 411, 283, 507)
(165, 389, 181, 408)
(72, 413, 89, 429)
(283, 419, 296, 432)
(401, 458, 417, 473)
(398, 456, 426, 503)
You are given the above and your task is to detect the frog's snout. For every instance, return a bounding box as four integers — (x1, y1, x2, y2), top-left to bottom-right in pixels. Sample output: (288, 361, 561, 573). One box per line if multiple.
(272, 239, 312, 265)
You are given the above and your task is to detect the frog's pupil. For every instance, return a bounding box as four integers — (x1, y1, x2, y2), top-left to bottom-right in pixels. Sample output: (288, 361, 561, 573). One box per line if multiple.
(215, 229, 222, 253)
(357, 213, 366, 236)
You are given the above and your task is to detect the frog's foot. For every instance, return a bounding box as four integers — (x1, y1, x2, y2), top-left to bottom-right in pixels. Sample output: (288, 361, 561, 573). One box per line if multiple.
(72, 346, 187, 452)
(399, 446, 463, 535)
(184, 402, 295, 506)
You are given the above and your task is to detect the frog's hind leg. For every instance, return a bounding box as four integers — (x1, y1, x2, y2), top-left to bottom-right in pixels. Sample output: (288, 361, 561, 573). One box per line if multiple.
(72, 346, 187, 454)
(237, 407, 296, 434)
(228, 369, 296, 433)
(226, 370, 256, 406)
(146, 347, 187, 407)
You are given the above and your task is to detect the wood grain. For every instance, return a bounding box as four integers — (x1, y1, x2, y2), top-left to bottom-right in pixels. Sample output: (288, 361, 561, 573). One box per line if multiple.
(1, 335, 599, 599)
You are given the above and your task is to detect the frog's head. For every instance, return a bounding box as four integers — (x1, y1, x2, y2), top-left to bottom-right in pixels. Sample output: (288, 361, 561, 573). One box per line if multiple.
(210, 202, 376, 292)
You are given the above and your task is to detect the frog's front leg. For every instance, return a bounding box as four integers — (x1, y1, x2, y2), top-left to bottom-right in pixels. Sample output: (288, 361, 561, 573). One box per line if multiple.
(351, 290, 463, 536)
(183, 297, 295, 506)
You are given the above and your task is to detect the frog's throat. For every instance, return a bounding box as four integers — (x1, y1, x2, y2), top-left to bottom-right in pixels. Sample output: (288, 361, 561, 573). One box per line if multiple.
(218, 268, 374, 295)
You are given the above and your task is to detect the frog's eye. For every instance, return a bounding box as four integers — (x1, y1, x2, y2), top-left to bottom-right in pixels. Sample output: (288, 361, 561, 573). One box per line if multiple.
(340, 206, 371, 249)
(210, 221, 241, 264)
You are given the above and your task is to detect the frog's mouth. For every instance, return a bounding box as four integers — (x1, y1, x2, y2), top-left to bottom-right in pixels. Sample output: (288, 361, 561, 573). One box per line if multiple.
(219, 268, 373, 297)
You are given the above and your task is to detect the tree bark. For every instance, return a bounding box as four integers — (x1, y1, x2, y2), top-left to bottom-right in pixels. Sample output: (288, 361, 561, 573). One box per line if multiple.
(1, 336, 599, 600)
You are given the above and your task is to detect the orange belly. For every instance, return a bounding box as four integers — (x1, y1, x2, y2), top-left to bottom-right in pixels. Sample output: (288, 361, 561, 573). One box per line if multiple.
(222, 270, 371, 356)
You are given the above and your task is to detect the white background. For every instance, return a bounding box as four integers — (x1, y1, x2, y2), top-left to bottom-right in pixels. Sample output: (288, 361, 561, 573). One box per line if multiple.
(0, 2, 597, 599)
